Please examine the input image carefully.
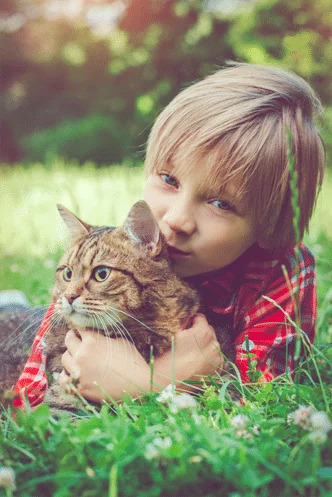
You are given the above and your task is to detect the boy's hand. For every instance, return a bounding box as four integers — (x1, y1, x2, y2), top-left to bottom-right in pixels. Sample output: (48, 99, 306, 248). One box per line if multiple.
(59, 329, 151, 403)
(153, 313, 224, 389)
(58, 313, 224, 402)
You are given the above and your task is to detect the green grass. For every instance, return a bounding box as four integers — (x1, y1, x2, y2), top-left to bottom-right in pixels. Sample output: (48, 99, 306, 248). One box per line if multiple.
(0, 160, 145, 257)
(0, 161, 331, 497)
(0, 379, 331, 497)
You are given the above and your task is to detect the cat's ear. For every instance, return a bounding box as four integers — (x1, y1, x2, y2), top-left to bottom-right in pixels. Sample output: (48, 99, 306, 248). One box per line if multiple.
(123, 201, 161, 256)
(57, 204, 91, 239)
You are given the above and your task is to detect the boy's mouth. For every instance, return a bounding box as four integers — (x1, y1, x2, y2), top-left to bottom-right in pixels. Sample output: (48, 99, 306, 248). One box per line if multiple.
(166, 243, 191, 259)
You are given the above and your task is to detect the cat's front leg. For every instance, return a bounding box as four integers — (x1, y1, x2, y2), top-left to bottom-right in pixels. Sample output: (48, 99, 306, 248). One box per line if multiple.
(43, 318, 84, 412)
(44, 317, 69, 374)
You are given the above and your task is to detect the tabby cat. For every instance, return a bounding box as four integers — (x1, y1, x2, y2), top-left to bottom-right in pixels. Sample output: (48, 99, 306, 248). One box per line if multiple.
(0, 201, 233, 408)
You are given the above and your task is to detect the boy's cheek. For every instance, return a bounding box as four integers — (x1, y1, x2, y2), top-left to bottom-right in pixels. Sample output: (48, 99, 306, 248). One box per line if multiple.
(143, 179, 162, 219)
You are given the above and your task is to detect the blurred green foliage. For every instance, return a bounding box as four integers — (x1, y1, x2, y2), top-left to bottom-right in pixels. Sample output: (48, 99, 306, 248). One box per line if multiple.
(22, 114, 129, 164)
(1, 0, 331, 165)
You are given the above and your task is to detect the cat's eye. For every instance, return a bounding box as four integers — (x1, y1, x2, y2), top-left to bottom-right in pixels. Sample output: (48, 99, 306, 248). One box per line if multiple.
(63, 267, 72, 281)
(93, 266, 111, 282)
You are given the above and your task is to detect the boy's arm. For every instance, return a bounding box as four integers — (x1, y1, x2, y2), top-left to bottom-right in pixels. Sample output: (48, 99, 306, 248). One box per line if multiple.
(234, 243, 317, 382)
(13, 301, 56, 408)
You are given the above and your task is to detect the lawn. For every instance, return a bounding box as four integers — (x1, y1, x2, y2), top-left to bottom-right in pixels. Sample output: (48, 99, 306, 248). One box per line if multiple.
(0, 162, 331, 497)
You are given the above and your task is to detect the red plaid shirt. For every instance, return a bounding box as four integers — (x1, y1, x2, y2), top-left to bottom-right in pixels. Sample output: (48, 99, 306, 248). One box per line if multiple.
(13, 242, 316, 408)
(193, 242, 316, 382)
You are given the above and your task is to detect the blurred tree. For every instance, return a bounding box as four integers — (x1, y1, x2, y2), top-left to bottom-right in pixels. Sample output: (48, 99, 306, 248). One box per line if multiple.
(116, 0, 234, 155)
(227, 0, 332, 104)
(1, 0, 331, 165)
(1, 0, 235, 164)
(227, 0, 332, 165)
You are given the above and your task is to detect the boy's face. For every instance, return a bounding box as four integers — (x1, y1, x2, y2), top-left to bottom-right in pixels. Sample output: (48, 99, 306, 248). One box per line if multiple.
(144, 159, 258, 278)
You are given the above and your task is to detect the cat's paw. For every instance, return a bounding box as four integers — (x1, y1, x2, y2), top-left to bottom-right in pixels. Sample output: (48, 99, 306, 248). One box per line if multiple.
(44, 383, 82, 412)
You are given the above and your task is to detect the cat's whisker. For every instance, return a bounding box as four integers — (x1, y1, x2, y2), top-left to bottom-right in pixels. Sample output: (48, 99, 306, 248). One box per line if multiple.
(83, 302, 125, 338)
(100, 315, 136, 375)
(89, 311, 131, 380)
(90, 312, 116, 376)
(94, 310, 135, 365)
(46, 313, 69, 342)
(106, 307, 159, 336)
(105, 316, 136, 355)
(48, 315, 67, 333)
(0, 307, 49, 348)
(94, 310, 125, 343)
(102, 309, 137, 348)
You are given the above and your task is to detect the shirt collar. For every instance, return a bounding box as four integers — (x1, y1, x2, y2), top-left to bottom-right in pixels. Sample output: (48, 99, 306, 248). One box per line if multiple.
(185, 244, 280, 295)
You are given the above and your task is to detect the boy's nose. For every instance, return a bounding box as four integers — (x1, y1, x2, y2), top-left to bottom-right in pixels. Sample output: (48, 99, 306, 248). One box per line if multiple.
(163, 204, 195, 235)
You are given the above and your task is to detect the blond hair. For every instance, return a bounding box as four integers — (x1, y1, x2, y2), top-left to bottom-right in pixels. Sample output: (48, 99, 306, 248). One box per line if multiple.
(145, 62, 325, 250)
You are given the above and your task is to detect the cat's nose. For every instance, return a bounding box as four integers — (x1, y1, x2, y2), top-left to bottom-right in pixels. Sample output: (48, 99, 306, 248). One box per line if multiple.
(66, 294, 79, 305)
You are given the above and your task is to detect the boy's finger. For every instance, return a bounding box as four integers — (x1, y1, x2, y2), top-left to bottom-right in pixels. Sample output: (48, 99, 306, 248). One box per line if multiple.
(188, 313, 210, 330)
(61, 349, 80, 378)
(194, 313, 208, 322)
(64, 329, 82, 351)
(61, 350, 72, 372)
(181, 313, 206, 330)
(77, 328, 100, 342)
(58, 369, 70, 387)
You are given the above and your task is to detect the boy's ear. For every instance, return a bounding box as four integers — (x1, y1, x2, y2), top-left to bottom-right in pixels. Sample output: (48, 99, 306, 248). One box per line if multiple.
(123, 200, 161, 257)
(57, 204, 91, 239)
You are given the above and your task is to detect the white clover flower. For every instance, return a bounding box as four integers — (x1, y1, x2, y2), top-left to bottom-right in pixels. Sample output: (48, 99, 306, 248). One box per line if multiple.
(310, 412, 332, 434)
(235, 428, 253, 439)
(308, 430, 327, 445)
(153, 437, 172, 449)
(288, 405, 314, 430)
(169, 393, 197, 414)
(230, 414, 250, 428)
(157, 386, 197, 414)
(144, 436, 172, 460)
(85, 467, 95, 478)
(0, 467, 16, 490)
(252, 425, 260, 435)
(145, 443, 159, 460)
(156, 384, 175, 403)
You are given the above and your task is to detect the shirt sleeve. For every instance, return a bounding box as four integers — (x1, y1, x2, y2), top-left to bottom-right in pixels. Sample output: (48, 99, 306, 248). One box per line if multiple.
(233, 244, 317, 383)
(13, 301, 55, 409)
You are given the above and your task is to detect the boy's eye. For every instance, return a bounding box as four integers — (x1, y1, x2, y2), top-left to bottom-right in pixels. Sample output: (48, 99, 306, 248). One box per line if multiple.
(210, 200, 233, 211)
(93, 266, 111, 282)
(63, 267, 72, 281)
(160, 173, 178, 187)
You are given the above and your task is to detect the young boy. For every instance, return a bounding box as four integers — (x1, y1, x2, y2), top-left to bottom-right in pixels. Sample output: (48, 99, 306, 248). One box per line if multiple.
(14, 62, 324, 407)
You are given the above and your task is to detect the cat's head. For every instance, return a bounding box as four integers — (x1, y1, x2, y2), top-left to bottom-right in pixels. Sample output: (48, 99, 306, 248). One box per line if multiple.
(53, 201, 175, 330)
